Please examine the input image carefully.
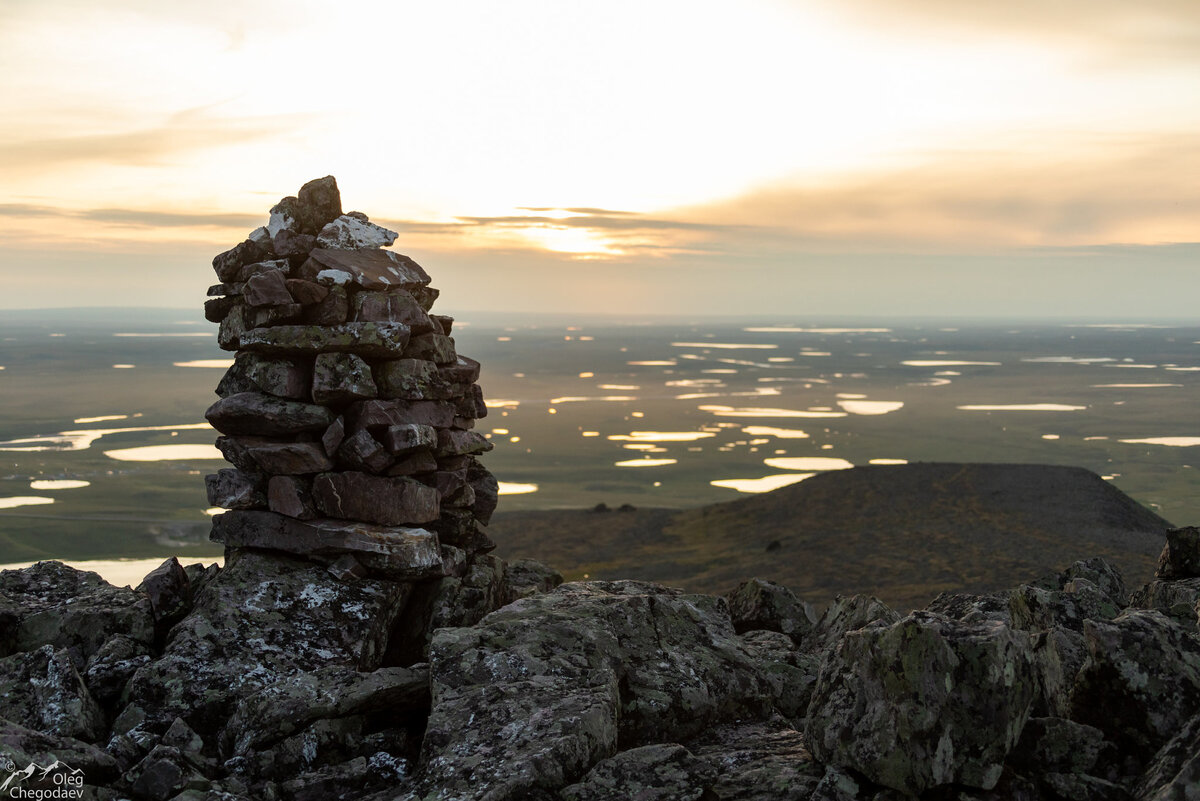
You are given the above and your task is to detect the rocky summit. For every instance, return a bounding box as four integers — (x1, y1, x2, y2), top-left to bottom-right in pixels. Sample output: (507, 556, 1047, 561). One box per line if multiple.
(1, 178, 1198, 800)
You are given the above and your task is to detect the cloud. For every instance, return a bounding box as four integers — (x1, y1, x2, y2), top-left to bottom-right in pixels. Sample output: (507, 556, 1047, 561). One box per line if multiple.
(0, 204, 259, 229)
(0, 107, 305, 173)
(830, 0, 1200, 64)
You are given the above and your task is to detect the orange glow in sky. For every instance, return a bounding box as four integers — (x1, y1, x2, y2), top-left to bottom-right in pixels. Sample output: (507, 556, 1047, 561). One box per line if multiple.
(2, 0, 1198, 316)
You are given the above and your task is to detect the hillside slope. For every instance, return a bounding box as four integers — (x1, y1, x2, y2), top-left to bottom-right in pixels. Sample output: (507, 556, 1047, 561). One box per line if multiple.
(488, 463, 1173, 609)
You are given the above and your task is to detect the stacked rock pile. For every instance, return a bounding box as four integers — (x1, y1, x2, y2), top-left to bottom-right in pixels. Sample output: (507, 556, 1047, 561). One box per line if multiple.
(203, 176, 498, 582)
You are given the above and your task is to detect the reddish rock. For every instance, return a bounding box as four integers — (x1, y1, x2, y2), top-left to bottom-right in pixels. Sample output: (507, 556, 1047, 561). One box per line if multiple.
(351, 290, 433, 332)
(298, 248, 431, 290)
(302, 284, 349, 325)
(268, 476, 318, 519)
(336, 430, 394, 473)
(321, 417, 346, 457)
(404, 333, 457, 365)
(439, 356, 480, 385)
(237, 258, 290, 284)
(410, 286, 440, 311)
(455, 384, 488, 419)
(205, 468, 266, 510)
(243, 441, 334, 475)
(312, 472, 439, 526)
(312, 352, 377, 405)
(387, 451, 439, 477)
(273, 230, 317, 260)
(383, 423, 437, 455)
(347, 399, 456, 433)
(298, 176, 343, 230)
(285, 279, 328, 306)
(244, 270, 293, 307)
(437, 429, 493, 457)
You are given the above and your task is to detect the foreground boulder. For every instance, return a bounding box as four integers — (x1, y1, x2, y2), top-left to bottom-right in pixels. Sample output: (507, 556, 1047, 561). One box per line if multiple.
(805, 611, 1036, 795)
(414, 580, 771, 799)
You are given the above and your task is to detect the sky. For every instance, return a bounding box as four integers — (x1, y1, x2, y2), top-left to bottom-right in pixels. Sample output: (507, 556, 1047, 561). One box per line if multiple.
(2, 0, 1198, 318)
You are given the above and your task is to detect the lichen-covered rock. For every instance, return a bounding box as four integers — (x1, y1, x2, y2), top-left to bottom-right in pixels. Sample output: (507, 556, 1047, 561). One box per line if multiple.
(1027, 626, 1088, 718)
(926, 590, 1013, 625)
(1008, 716, 1107, 776)
(316, 215, 398, 250)
(416, 580, 770, 799)
(219, 665, 429, 758)
(805, 611, 1036, 795)
(336, 429, 393, 474)
(351, 291, 433, 332)
(0, 718, 119, 784)
(128, 744, 211, 801)
(205, 392, 333, 437)
(312, 352, 377, 405)
(737, 629, 819, 720)
(727, 578, 816, 641)
(1068, 609, 1200, 767)
(1133, 711, 1200, 801)
(559, 743, 717, 801)
(84, 634, 153, 710)
(803, 593, 900, 655)
(683, 716, 823, 800)
(0, 561, 154, 661)
(137, 557, 194, 633)
(502, 558, 563, 603)
(298, 248, 431, 291)
(1129, 577, 1200, 628)
(236, 322, 412, 359)
(1009, 578, 1123, 633)
(0, 645, 106, 741)
(1157, 526, 1200, 580)
(116, 551, 409, 736)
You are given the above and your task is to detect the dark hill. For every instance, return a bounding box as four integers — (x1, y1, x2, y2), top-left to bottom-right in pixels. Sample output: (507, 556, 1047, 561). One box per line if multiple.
(488, 463, 1172, 609)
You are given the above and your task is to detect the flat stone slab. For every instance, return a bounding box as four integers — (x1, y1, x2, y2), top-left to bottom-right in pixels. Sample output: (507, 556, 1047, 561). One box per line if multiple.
(300, 248, 430, 290)
(238, 322, 411, 358)
(211, 510, 444, 580)
(205, 392, 334, 436)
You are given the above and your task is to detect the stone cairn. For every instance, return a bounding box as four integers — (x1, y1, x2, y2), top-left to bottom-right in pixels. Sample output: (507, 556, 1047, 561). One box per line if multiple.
(203, 176, 497, 583)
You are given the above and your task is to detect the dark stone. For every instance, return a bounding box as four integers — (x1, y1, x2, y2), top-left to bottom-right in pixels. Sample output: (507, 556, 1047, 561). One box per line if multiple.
(503, 559, 564, 603)
(286, 278, 329, 306)
(410, 285, 440, 311)
(205, 392, 334, 436)
(236, 258, 290, 284)
(417, 580, 771, 797)
(336, 429, 394, 473)
(805, 612, 1036, 794)
(560, 743, 717, 801)
(243, 355, 310, 400)
(351, 290, 433, 332)
(386, 450, 439, 477)
(430, 314, 453, 335)
(243, 269, 293, 307)
(117, 550, 409, 735)
(436, 429, 493, 457)
(312, 472, 439, 526)
(245, 301, 303, 328)
(0, 719, 119, 784)
(136, 557, 193, 631)
(312, 352, 378, 405)
(302, 284, 350, 325)
(347, 399, 456, 433)
(439, 355, 481, 385)
(1133, 711, 1200, 801)
(217, 302, 247, 351)
(205, 468, 266, 509)
(297, 176, 343, 230)
(237, 322, 411, 358)
(467, 461, 498, 525)
(204, 295, 239, 323)
(382, 423, 437, 456)
(403, 333, 456, 364)
(803, 594, 900, 655)
(268, 475, 318, 519)
(374, 358, 455, 401)
(0, 561, 154, 661)
(273, 229, 317, 259)
(1158, 526, 1200, 579)
(727, 578, 816, 641)
(241, 440, 334, 475)
(212, 239, 266, 283)
(0, 645, 106, 740)
(322, 416, 346, 457)
(298, 248, 431, 291)
(83, 634, 152, 709)
(456, 383, 488, 419)
(210, 511, 443, 581)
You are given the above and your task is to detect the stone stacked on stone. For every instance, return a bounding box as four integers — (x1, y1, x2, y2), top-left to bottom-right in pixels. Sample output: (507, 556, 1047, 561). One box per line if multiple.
(203, 176, 498, 582)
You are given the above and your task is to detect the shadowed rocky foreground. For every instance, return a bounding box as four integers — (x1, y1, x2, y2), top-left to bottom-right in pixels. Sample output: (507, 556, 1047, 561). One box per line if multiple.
(0, 526, 1197, 800)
